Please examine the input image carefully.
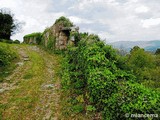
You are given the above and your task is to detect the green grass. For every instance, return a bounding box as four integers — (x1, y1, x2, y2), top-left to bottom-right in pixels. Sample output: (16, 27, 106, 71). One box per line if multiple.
(0, 43, 94, 119)
(0, 42, 19, 82)
(0, 45, 47, 119)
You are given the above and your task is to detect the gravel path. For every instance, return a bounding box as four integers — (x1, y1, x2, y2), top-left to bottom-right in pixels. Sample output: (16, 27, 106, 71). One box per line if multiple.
(0, 45, 61, 119)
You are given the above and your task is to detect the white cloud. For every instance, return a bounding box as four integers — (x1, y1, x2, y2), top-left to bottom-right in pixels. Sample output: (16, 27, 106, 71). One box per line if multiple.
(142, 18, 160, 28)
(135, 6, 149, 13)
(68, 16, 94, 24)
(98, 31, 113, 41)
(0, 0, 160, 42)
(0, 0, 66, 41)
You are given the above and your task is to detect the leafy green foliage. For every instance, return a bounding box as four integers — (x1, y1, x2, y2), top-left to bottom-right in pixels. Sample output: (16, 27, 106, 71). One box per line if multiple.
(62, 37, 160, 119)
(127, 47, 156, 82)
(62, 38, 144, 118)
(86, 105, 96, 112)
(0, 42, 18, 81)
(155, 48, 160, 55)
(125, 46, 160, 90)
(69, 31, 80, 46)
(72, 104, 84, 113)
(0, 39, 13, 44)
(23, 32, 42, 44)
(0, 39, 20, 44)
(0, 9, 20, 40)
(0, 42, 17, 66)
(103, 81, 160, 119)
(23, 73, 33, 79)
(54, 16, 73, 27)
(13, 40, 20, 44)
(128, 48, 155, 69)
(47, 36, 56, 51)
(23, 32, 42, 38)
(21, 16, 160, 119)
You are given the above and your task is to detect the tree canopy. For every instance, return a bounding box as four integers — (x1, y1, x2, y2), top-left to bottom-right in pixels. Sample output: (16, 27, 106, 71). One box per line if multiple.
(155, 48, 160, 55)
(0, 9, 20, 40)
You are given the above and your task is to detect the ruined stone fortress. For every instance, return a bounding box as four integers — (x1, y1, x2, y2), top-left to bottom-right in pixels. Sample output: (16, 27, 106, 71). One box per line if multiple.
(43, 25, 79, 50)
(23, 17, 79, 50)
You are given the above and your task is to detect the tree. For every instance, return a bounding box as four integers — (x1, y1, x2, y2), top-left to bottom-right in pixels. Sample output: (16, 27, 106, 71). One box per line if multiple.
(128, 47, 154, 69)
(0, 8, 20, 40)
(130, 46, 141, 53)
(155, 48, 160, 55)
(127, 46, 156, 81)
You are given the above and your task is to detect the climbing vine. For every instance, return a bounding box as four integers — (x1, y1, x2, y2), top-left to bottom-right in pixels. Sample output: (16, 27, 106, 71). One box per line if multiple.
(62, 37, 160, 119)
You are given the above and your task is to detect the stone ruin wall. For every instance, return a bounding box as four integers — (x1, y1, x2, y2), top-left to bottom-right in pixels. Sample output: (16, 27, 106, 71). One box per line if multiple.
(23, 37, 37, 44)
(23, 23, 79, 50)
(42, 23, 78, 50)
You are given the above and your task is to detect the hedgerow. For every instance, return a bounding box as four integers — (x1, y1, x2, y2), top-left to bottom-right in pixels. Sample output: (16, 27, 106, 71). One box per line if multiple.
(62, 38, 160, 119)
(23, 32, 42, 44)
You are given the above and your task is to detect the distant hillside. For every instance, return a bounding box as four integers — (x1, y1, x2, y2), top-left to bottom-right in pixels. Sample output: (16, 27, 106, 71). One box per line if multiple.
(108, 40, 160, 52)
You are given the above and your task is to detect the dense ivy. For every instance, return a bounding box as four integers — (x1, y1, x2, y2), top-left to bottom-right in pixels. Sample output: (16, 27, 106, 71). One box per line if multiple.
(103, 81, 160, 119)
(62, 38, 160, 119)
(47, 36, 56, 51)
(54, 16, 73, 27)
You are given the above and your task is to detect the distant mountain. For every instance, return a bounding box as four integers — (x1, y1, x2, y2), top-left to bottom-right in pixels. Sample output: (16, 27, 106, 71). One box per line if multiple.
(108, 40, 160, 52)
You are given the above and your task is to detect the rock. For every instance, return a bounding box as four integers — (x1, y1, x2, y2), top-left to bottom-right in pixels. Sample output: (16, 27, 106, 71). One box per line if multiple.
(43, 111, 52, 120)
(2, 83, 9, 87)
(0, 89, 5, 93)
(29, 46, 40, 51)
(23, 55, 29, 58)
(23, 58, 30, 61)
(43, 84, 54, 89)
(17, 62, 24, 66)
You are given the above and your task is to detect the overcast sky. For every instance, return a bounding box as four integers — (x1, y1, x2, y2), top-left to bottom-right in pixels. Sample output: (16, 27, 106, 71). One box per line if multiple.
(0, 0, 160, 42)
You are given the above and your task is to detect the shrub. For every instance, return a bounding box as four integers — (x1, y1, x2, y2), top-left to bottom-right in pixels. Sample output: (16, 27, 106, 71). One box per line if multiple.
(62, 38, 160, 119)
(0, 39, 13, 44)
(103, 81, 160, 119)
(0, 42, 17, 66)
(0, 42, 17, 81)
(13, 40, 20, 44)
(54, 16, 73, 27)
(23, 32, 42, 44)
(62, 40, 136, 116)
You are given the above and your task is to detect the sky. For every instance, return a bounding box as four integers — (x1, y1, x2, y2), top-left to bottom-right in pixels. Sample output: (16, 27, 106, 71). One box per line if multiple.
(0, 0, 160, 42)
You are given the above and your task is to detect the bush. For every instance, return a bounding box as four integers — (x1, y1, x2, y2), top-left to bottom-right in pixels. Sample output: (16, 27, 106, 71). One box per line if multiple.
(103, 81, 160, 119)
(13, 40, 20, 44)
(23, 32, 42, 44)
(47, 36, 56, 51)
(0, 42, 17, 66)
(62, 38, 160, 119)
(0, 42, 17, 81)
(62, 40, 136, 116)
(0, 39, 13, 44)
(55, 16, 73, 27)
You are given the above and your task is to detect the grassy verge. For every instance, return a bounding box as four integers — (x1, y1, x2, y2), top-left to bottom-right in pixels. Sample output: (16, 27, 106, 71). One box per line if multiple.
(0, 46, 46, 119)
(0, 42, 19, 82)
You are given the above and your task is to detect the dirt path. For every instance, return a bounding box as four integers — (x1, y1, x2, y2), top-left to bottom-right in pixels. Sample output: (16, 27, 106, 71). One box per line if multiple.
(0, 45, 61, 120)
